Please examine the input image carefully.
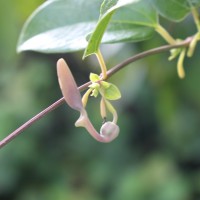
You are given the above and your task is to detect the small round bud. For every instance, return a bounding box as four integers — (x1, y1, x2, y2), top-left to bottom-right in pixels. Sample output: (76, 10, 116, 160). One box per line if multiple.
(100, 121, 119, 141)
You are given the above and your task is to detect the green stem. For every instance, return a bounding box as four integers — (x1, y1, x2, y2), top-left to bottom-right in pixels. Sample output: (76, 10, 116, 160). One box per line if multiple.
(187, 32, 200, 57)
(96, 49, 107, 79)
(155, 24, 176, 45)
(191, 7, 200, 32)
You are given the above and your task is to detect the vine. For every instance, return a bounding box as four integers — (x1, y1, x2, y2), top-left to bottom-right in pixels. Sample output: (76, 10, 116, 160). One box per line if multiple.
(1, 0, 200, 148)
(0, 38, 192, 148)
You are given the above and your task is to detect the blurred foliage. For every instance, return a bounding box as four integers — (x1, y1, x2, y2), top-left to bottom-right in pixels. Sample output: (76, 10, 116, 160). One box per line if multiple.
(0, 1, 200, 200)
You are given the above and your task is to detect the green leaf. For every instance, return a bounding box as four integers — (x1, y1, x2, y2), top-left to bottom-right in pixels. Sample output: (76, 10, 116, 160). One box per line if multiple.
(112, 0, 158, 27)
(17, 0, 102, 53)
(103, 83, 121, 100)
(89, 73, 100, 82)
(83, 0, 158, 58)
(102, 0, 158, 43)
(151, 0, 200, 22)
(18, 0, 158, 55)
(101, 81, 111, 89)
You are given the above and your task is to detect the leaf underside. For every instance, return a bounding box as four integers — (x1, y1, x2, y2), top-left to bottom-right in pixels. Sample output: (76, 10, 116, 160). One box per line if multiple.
(17, 0, 200, 55)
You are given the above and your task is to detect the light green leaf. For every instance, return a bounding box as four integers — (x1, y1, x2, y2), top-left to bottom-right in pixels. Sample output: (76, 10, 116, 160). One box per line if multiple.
(17, 0, 102, 53)
(103, 83, 121, 100)
(101, 81, 111, 89)
(89, 73, 100, 82)
(151, 0, 200, 22)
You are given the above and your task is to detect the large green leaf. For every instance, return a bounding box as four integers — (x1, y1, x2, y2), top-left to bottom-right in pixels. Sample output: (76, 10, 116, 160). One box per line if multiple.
(151, 0, 200, 22)
(17, 0, 158, 55)
(83, 0, 158, 58)
(17, 0, 102, 53)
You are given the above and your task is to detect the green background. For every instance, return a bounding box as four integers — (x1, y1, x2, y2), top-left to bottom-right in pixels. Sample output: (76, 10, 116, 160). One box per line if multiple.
(0, 1, 200, 199)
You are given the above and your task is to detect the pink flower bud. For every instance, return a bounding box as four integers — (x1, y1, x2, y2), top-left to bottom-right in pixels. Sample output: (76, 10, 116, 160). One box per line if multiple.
(57, 58, 83, 111)
(57, 58, 119, 143)
(100, 121, 119, 141)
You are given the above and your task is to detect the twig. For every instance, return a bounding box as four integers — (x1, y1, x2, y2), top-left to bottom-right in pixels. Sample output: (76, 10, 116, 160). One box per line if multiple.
(0, 37, 192, 149)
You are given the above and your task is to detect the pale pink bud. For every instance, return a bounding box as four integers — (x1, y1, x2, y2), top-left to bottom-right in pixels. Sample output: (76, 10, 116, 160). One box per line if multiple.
(57, 58, 83, 111)
(100, 122, 119, 141)
(57, 58, 119, 143)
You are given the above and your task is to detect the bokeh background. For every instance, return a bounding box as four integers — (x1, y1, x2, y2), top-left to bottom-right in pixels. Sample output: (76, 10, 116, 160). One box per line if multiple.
(0, 1, 200, 200)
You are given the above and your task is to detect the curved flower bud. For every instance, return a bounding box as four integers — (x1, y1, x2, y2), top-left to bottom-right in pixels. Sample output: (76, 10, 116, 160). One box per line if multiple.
(100, 122, 119, 140)
(57, 58, 119, 143)
(57, 58, 83, 111)
(75, 110, 119, 143)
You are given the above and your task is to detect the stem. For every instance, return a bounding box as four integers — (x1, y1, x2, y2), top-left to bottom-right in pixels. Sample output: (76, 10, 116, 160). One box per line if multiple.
(155, 24, 176, 45)
(0, 37, 193, 149)
(0, 98, 65, 149)
(187, 32, 200, 57)
(191, 7, 200, 32)
(96, 49, 107, 79)
(107, 37, 192, 77)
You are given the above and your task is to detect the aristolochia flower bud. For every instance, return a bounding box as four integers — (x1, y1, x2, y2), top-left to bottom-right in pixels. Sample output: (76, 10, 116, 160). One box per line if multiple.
(100, 122, 119, 141)
(57, 58, 83, 111)
(57, 58, 119, 143)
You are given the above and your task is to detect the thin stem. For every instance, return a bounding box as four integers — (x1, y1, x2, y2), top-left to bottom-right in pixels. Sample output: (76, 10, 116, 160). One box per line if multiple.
(155, 24, 176, 45)
(107, 37, 192, 77)
(96, 49, 107, 79)
(0, 97, 65, 149)
(0, 37, 193, 149)
(187, 32, 200, 57)
(0, 81, 91, 149)
(191, 7, 200, 32)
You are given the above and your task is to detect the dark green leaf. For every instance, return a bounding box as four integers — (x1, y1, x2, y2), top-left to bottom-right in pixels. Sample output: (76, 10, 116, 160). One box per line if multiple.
(102, 0, 157, 43)
(151, 0, 200, 22)
(102, 24, 154, 44)
(18, 0, 158, 55)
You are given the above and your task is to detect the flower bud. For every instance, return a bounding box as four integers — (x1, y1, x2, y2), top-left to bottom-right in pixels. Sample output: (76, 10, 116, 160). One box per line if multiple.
(57, 58, 83, 111)
(100, 121, 119, 141)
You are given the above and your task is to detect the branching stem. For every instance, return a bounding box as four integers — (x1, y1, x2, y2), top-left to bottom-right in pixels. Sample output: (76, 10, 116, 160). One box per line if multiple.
(155, 24, 176, 45)
(0, 37, 193, 149)
(191, 7, 200, 32)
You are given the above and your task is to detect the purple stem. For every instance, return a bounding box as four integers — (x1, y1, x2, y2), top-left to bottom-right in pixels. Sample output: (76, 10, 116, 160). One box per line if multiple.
(0, 38, 192, 149)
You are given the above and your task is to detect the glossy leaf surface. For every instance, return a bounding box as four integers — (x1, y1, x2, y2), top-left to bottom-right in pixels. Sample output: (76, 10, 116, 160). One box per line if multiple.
(84, 0, 158, 57)
(17, 0, 102, 53)
(151, 0, 200, 22)
(18, 0, 158, 55)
